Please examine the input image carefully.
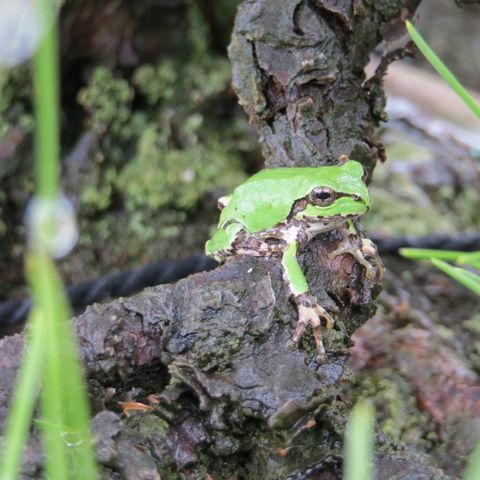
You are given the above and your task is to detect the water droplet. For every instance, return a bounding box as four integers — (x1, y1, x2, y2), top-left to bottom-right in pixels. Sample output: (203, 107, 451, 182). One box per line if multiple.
(26, 194, 78, 258)
(60, 430, 84, 448)
(0, 0, 59, 67)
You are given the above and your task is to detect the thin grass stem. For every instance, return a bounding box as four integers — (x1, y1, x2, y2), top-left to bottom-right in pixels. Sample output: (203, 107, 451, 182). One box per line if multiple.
(405, 20, 480, 119)
(33, 0, 60, 200)
(431, 259, 480, 296)
(344, 399, 374, 480)
(400, 248, 466, 261)
(0, 310, 46, 480)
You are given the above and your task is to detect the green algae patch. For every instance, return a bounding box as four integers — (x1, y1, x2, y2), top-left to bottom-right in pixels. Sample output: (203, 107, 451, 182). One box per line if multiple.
(77, 67, 134, 139)
(348, 372, 437, 451)
(116, 126, 244, 213)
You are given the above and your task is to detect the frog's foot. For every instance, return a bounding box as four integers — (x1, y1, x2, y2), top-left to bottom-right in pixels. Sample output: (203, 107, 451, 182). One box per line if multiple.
(329, 235, 378, 280)
(287, 294, 334, 364)
(359, 238, 384, 281)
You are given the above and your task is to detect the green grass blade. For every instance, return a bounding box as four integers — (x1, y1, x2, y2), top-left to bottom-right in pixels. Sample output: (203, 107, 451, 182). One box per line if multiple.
(33, 0, 60, 200)
(399, 248, 466, 261)
(30, 0, 98, 476)
(344, 399, 374, 480)
(454, 268, 480, 285)
(27, 252, 98, 479)
(464, 260, 480, 270)
(28, 252, 70, 478)
(1, 0, 96, 478)
(431, 258, 480, 296)
(401, 249, 480, 271)
(464, 438, 480, 480)
(405, 20, 480, 119)
(0, 310, 46, 480)
(458, 252, 480, 269)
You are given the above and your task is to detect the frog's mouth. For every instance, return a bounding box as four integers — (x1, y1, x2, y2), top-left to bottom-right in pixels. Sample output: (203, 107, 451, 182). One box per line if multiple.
(295, 200, 369, 222)
(301, 214, 355, 235)
(305, 212, 359, 223)
(289, 193, 370, 222)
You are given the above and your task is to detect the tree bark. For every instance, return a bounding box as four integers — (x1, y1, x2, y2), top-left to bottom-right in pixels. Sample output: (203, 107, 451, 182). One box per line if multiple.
(229, 0, 420, 173)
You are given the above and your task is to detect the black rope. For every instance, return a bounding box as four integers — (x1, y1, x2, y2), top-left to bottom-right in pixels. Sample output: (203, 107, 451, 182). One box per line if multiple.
(1, 233, 479, 334)
(0, 254, 216, 333)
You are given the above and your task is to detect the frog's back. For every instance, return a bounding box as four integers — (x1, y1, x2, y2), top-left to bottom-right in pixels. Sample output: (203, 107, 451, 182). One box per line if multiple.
(218, 162, 366, 232)
(218, 168, 321, 232)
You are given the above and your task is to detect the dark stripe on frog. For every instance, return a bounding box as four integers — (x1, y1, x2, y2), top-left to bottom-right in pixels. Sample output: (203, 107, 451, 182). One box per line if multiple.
(287, 192, 362, 220)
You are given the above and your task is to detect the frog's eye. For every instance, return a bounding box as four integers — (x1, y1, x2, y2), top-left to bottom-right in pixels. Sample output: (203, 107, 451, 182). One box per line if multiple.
(310, 187, 336, 206)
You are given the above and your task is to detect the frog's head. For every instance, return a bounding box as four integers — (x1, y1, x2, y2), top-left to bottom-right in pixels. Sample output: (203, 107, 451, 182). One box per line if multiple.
(295, 160, 371, 222)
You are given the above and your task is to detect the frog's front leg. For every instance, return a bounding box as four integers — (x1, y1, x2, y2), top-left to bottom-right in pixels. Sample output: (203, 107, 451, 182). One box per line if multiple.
(329, 221, 380, 280)
(281, 243, 334, 364)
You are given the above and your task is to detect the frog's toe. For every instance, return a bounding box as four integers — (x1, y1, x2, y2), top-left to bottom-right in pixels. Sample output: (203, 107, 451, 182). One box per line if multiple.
(315, 351, 328, 365)
(288, 311, 308, 350)
(360, 239, 384, 281)
(289, 304, 330, 363)
(315, 304, 335, 330)
(363, 261, 377, 280)
(286, 338, 299, 351)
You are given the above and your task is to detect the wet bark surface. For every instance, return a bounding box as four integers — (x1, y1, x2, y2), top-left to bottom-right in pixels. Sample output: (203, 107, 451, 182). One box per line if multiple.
(1, 250, 375, 478)
(0, 255, 456, 479)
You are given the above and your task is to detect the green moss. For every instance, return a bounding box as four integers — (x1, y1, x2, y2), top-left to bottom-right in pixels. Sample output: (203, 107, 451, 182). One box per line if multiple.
(463, 314, 480, 335)
(117, 125, 243, 212)
(469, 343, 480, 372)
(195, 453, 247, 480)
(187, 0, 210, 61)
(350, 372, 436, 450)
(62, 1, 255, 271)
(375, 0, 403, 18)
(0, 65, 34, 246)
(447, 187, 480, 229)
(77, 67, 134, 139)
(211, 0, 240, 28)
(0, 65, 33, 141)
(131, 413, 170, 437)
(366, 186, 454, 237)
(132, 62, 178, 105)
(159, 466, 189, 480)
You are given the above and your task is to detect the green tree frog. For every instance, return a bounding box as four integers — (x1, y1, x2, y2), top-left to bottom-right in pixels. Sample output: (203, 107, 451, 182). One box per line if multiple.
(205, 159, 377, 363)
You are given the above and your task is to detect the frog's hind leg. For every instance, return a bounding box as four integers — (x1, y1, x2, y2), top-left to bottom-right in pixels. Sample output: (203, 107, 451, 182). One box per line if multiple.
(281, 243, 334, 364)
